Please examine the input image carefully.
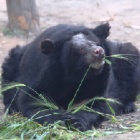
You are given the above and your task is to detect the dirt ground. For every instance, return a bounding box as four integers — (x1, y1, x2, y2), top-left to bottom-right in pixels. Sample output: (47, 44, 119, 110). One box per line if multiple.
(0, 0, 140, 139)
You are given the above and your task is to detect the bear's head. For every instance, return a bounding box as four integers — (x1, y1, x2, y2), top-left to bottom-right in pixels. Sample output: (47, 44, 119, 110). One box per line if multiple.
(40, 23, 110, 80)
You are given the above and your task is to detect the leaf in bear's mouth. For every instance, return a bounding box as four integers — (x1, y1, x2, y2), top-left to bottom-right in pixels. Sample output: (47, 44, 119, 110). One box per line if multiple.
(104, 54, 137, 66)
(104, 59, 112, 65)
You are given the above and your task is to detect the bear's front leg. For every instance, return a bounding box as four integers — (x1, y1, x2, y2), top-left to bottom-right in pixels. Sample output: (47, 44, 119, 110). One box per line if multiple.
(72, 100, 118, 130)
(74, 110, 103, 130)
(18, 91, 85, 130)
(62, 112, 88, 131)
(18, 91, 66, 124)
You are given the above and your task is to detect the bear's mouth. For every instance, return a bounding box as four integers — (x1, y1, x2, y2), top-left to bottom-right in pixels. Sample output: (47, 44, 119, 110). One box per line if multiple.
(90, 60, 105, 69)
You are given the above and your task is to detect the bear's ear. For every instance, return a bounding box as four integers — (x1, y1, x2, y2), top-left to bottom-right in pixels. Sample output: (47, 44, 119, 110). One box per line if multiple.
(92, 23, 110, 39)
(40, 39, 55, 54)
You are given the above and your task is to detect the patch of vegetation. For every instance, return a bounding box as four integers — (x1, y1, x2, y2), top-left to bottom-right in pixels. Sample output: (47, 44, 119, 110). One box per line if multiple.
(0, 114, 102, 140)
(0, 82, 140, 139)
(0, 113, 140, 140)
(104, 54, 137, 65)
(2, 27, 26, 37)
(137, 95, 140, 101)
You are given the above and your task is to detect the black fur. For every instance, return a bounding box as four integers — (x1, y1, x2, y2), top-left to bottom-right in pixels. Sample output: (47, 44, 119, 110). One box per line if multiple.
(2, 23, 140, 131)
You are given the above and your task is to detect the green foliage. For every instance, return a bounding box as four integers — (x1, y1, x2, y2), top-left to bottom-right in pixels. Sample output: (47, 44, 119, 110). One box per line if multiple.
(2, 27, 26, 37)
(1, 83, 25, 92)
(0, 114, 103, 140)
(137, 95, 140, 101)
(0, 76, 121, 139)
(104, 54, 137, 66)
(0, 113, 140, 140)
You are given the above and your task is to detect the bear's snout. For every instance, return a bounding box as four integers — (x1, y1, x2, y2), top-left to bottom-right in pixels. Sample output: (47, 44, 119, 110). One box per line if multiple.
(84, 46, 105, 69)
(92, 47, 105, 59)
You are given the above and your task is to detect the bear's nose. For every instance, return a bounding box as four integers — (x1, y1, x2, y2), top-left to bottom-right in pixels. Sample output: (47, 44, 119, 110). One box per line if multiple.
(93, 47, 105, 58)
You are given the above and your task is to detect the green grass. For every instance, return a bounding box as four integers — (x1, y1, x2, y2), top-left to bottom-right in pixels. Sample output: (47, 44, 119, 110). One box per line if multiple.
(2, 27, 26, 37)
(137, 95, 140, 101)
(0, 113, 140, 140)
(0, 113, 107, 140)
(1, 82, 140, 139)
(104, 54, 137, 65)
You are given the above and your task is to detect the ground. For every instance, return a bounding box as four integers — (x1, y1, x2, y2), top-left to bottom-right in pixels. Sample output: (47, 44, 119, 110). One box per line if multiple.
(0, 0, 140, 139)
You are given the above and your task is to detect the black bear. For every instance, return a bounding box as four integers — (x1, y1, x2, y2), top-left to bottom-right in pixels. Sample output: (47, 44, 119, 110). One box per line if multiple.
(2, 23, 140, 131)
